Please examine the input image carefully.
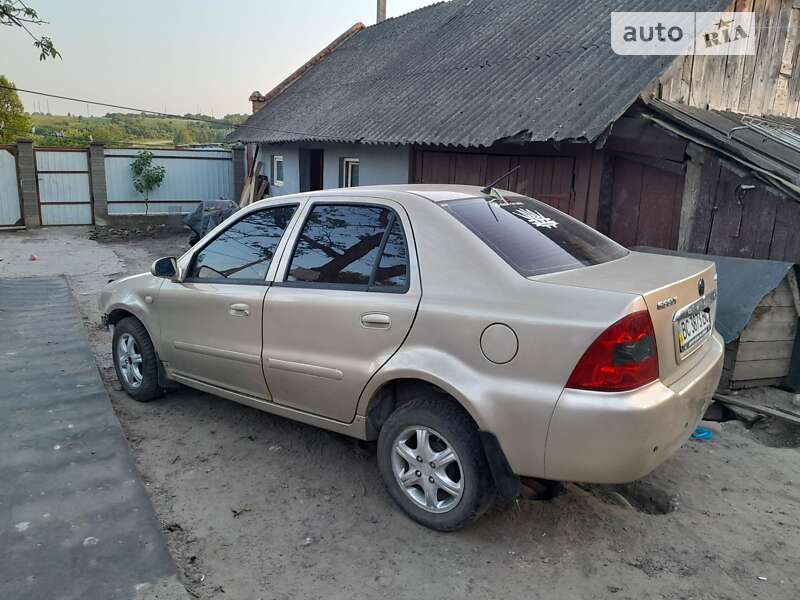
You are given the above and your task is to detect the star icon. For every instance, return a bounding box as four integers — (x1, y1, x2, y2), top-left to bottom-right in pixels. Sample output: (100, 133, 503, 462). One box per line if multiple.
(716, 17, 734, 29)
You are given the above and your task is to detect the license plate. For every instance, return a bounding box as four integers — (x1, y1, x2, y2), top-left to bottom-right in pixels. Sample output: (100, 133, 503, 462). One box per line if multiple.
(677, 310, 712, 354)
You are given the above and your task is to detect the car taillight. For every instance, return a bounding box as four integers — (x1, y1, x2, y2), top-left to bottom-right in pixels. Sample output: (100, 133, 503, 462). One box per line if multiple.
(565, 310, 659, 392)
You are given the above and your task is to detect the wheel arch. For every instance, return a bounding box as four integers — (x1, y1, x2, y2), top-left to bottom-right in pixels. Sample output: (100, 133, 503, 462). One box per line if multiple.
(106, 306, 159, 351)
(360, 373, 483, 441)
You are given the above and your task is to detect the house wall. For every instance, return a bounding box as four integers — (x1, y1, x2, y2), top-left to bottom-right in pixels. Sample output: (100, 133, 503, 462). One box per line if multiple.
(656, 0, 800, 117)
(256, 143, 410, 196)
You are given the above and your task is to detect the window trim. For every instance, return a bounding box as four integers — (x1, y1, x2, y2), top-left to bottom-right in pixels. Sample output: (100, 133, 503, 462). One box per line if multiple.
(277, 201, 410, 294)
(342, 157, 359, 188)
(271, 154, 284, 187)
(183, 202, 300, 286)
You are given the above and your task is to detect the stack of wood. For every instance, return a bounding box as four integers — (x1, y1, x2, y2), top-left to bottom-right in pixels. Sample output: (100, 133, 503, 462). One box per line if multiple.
(239, 148, 270, 207)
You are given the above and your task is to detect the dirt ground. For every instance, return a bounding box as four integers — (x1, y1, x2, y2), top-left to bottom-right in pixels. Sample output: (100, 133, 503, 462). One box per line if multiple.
(2, 226, 799, 600)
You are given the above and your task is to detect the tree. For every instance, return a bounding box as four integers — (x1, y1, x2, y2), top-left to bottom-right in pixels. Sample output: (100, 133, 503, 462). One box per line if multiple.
(0, 76, 31, 143)
(130, 151, 166, 215)
(173, 125, 194, 146)
(1, 1, 59, 60)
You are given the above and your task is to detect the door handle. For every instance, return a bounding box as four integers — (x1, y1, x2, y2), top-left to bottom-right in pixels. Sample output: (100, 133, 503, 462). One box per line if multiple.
(229, 303, 250, 317)
(361, 313, 391, 329)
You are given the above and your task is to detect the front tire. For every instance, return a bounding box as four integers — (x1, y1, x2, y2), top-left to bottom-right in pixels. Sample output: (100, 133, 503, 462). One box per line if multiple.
(377, 394, 495, 531)
(112, 317, 162, 402)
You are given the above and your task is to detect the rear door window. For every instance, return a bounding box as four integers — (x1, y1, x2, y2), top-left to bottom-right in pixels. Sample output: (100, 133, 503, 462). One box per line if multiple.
(286, 203, 409, 291)
(441, 195, 627, 277)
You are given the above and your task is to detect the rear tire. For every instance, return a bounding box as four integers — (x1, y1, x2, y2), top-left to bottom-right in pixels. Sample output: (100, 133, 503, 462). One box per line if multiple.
(377, 393, 495, 531)
(112, 317, 162, 402)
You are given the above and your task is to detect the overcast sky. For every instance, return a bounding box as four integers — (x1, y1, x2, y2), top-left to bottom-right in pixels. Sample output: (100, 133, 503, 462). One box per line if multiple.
(1, 0, 438, 117)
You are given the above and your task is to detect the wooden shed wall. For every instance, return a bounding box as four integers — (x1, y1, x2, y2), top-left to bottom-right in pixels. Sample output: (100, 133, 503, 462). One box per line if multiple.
(412, 144, 607, 227)
(679, 145, 800, 262)
(656, 0, 800, 118)
(720, 273, 800, 389)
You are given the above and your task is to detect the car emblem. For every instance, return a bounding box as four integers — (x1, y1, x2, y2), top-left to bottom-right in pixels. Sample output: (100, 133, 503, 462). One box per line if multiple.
(698, 278, 705, 296)
(656, 296, 677, 310)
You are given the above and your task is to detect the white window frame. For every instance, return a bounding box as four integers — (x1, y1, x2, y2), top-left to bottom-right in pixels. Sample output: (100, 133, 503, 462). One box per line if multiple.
(272, 155, 284, 187)
(343, 157, 359, 188)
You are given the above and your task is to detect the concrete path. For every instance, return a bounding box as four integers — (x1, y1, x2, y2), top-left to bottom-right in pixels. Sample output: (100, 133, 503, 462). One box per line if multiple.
(0, 276, 187, 600)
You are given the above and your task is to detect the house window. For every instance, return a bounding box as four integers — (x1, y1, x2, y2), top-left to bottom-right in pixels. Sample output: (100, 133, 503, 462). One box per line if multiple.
(343, 158, 359, 187)
(272, 155, 284, 187)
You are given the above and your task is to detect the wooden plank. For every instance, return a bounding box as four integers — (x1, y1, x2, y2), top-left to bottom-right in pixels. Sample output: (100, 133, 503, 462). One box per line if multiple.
(677, 151, 702, 252)
(720, 0, 756, 109)
(739, 306, 798, 341)
(725, 340, 739, 370)
(707, 166, 747, 257)
(584, 151, 605, 228)
(604, 118, 687, 162)
(686, 147, 721, 253)
(764, 0, 795, 114)
(636, 165, 684, 249)
(732, 357, 791, 379)
(730, 376, 785, 389)
(570, 147, 592, 222)
(452, 153, 487, 186)
(736, 339, 795, 360)
(714, 392, 800, 425)
(609, 157, 643, 247)
(769, 194, 800, 262)
(419, 151, 452, 184)
(759, 279, 795, 307)
(737, 0, 770, 112)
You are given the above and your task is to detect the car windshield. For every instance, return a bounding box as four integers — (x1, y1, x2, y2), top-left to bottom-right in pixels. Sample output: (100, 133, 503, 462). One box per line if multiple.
(441, 194, 628, 277)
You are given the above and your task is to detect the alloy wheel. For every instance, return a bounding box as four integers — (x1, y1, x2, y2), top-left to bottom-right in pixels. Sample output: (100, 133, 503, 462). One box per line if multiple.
(117, 332, 143, 389)
(390, 425, 464, 513)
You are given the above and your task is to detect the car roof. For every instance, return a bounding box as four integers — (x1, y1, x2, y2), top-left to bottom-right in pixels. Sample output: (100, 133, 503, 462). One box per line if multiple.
(303, 184, 495, 204)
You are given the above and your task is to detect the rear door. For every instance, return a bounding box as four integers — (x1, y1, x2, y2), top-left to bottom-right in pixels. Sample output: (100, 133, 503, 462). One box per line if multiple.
(158, 203, 300, 397)
(262, 198, 420, 423)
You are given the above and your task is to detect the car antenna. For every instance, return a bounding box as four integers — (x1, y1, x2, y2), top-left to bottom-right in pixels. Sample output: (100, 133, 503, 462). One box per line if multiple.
(480, 165, 520, 197)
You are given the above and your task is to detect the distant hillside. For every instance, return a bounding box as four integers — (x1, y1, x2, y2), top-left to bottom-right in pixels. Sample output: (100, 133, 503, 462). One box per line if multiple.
(29, 112, 248, 147)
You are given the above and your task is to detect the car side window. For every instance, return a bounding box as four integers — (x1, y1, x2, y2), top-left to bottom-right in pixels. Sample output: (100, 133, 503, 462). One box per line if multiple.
(373, 218, 408, 289)
(286, 203, 409, 291)
(189, 205, 297, 282)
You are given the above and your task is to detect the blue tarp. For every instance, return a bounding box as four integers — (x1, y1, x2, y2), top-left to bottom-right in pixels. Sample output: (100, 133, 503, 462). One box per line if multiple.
(634, 247, 796, 343)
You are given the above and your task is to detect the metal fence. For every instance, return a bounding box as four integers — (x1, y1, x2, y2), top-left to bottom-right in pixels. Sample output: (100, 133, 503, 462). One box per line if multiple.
(105, 148, 234, 215)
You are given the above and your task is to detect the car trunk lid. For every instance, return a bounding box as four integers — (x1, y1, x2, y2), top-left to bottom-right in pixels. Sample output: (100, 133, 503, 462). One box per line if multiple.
(534, 251, 717, 385)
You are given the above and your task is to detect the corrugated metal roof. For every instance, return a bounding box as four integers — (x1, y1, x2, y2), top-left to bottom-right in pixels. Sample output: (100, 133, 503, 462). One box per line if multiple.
(646, 98, 800, 196)
(229, 0, 728, 147)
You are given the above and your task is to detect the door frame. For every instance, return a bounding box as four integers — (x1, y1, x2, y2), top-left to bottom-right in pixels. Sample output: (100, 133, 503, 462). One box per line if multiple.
(0, 145, 25, 229)
(34, 147, 94, 226)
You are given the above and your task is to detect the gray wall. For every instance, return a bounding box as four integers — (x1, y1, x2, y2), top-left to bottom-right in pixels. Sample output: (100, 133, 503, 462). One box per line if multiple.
(257, 142, 410, 196)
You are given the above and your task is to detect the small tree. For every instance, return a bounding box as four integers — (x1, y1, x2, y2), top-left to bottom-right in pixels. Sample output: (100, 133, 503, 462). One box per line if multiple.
(0, 76, 30, 143)
(130, 151, 166, 215)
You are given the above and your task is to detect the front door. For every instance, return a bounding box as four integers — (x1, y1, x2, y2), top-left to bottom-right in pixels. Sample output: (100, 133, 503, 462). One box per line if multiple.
(299, 148, 324, 192)
(158, 203, 300, 397)
(262, 199, 420, 422)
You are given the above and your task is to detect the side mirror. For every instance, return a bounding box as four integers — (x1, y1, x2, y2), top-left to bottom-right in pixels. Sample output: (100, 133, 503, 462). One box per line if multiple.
(151, 256, 178, 279)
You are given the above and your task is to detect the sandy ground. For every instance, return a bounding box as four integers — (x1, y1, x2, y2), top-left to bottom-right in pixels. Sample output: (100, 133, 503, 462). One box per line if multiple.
(2, 226, 799, 600)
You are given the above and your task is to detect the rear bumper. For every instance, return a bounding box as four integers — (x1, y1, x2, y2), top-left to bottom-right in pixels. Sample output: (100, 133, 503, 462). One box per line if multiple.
(543, 331, 724, 483)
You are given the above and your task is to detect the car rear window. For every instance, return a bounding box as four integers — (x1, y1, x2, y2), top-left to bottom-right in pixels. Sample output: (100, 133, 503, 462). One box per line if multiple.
(441, 195, 627, 277)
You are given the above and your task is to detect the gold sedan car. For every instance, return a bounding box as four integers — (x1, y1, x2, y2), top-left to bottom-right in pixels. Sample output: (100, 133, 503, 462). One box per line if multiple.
(100, 185, 723, 530)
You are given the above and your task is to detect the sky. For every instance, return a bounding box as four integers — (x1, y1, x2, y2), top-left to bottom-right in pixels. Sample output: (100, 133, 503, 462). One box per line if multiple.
(0, 0, 439, 117)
